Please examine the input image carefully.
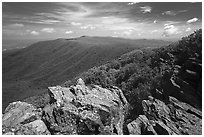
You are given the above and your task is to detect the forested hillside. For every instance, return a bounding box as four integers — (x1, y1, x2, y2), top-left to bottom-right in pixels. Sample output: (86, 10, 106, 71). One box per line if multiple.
(3, 29, 202, 135)
(67, 29, 202, 121)
(3, 36, 169, 110)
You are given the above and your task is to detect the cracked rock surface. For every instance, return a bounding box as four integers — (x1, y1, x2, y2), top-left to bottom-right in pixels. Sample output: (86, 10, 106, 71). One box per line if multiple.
(127, 96, 202, 135)
(2, 78, 129, 135)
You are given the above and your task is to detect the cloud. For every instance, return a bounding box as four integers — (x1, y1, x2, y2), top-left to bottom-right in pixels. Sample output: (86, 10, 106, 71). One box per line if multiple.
(153, 20, 157, 23)
(186, 27, 191, 32)
(162, 11, 176, 16)
(123, 30, 133, 36)
(114, 30, 133, 36)
(140, 6, 152, 13)
(71, 22, 82, 26)
(127, 2, 138, 5)
(2, 3, 201, 39)
(7, 23, 24, 28)
(187, 18, 198, 24)
(102, 17, 128, 25)
(30, 31, 39, 35)
(41, 28, 55, 33)
(106, 25, 136, 31)
(164, 21, 181, 26)
(112, 35, 119, 38)
(179, 10, 188, 13)
(22, 19, 61, 24)
(65, 30, 73, 34)
(162, 10, 188, 16)
(80, 24, 96, 30)
(151, 30, 159, 33)
(39, 19, 61, 24)
(137, 33, 142, 36)
(162, 25, 179, 37)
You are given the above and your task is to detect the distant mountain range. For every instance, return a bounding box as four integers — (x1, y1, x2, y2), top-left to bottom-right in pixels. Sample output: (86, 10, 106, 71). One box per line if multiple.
(2, 36, 171, 110)
(2, 39, 40, 51)
(2, 30, 202, 135)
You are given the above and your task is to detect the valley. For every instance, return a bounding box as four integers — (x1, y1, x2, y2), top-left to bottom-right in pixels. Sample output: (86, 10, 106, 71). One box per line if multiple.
(2, 36, 170, 110)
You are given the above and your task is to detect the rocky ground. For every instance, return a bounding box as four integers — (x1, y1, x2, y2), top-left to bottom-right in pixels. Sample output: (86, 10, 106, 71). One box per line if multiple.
(128, 96, 202, 135)
(2, 78, 129, 135)
(2, 78, 202, 135)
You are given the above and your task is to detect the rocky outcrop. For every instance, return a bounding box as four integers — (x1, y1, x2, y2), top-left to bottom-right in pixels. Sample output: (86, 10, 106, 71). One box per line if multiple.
(127, 31, 202, 135)
(2, 78, 129, 135)
(43, 78, 129, 135)
(2, 79, 128, 135)
(127, 96, 202, 135)
(3, 77, 201, 135)
(2, 101, 50, 135)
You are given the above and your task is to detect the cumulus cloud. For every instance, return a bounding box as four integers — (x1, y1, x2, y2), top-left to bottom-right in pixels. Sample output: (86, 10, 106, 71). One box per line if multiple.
(65, 30, 73, 34)
(186, 27, 192, 32)
(30, 31, 39, 35)
(162, 11, 176, 16)
(80, 24, 96, 30)
(162, 25, 179, 37)
(187, 18, 198, 24)
(140, 6, 152, 13)
(41, 28, 55, 33)
(71, 22, 82, 26)
(127, 2, 138, 5)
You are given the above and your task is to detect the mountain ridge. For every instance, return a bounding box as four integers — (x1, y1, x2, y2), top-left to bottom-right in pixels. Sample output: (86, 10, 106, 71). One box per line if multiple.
(2, 29, 202, 135)
(3, 36, 170, 110)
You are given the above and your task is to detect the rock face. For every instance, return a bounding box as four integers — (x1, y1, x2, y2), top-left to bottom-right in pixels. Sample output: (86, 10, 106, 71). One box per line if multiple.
(2, 78, 201, 135)
(2, 79, 128, 135)
(2, 101, 50, 135)
(43, 78, 129, 135)
(127, 96, 202, 135)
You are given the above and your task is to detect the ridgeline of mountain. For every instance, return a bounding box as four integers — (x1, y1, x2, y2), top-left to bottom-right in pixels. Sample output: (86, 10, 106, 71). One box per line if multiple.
(2, 36, 170, 110)
(2, 30, 202, 135)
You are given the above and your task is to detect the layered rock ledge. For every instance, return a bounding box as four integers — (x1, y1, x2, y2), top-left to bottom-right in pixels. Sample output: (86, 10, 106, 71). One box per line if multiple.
(127, 96, 202, 135)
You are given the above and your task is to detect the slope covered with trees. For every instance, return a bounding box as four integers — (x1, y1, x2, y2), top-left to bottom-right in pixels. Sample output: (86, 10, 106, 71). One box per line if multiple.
(3, 36, 169, 110)
(65, 29, 202, 122)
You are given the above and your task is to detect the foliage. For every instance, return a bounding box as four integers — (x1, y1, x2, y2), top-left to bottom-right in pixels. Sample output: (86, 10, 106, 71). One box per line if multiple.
(69, 29, 202, 120)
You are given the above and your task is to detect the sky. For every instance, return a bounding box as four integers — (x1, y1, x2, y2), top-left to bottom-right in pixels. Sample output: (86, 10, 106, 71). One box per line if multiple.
(2, 2, 202, 41)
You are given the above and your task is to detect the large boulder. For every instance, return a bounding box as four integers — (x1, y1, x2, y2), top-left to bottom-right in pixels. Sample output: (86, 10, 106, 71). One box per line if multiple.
(42, 78, 129, 135)
(2, 101, 50, 135)
(127, 96, 202, 135)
